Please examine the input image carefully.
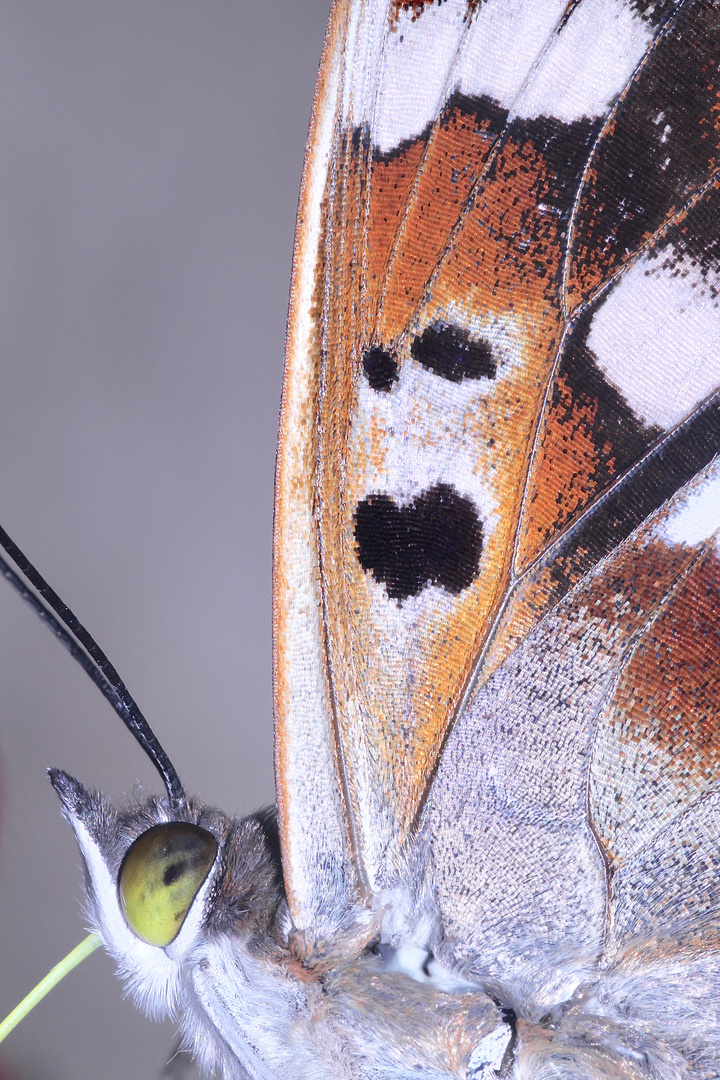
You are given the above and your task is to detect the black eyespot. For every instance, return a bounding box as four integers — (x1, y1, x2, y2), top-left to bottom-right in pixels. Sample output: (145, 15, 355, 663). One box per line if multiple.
(354, 482, 483, 601)
(162, 861, 184, 887)
(411, 323, 495, 382)
(362, 347, 399, 392)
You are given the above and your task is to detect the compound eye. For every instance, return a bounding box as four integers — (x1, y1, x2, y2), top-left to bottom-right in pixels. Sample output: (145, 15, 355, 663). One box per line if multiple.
(118, 822, 217, 946)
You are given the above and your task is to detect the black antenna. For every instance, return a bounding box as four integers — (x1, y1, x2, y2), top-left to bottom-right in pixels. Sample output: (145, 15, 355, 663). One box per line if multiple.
(0, 524, 186, 808)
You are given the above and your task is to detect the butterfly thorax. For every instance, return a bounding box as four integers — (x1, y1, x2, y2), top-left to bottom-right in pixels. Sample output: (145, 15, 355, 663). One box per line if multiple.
(52, 771, 513, 1080)
(54, 767, 712, 1078)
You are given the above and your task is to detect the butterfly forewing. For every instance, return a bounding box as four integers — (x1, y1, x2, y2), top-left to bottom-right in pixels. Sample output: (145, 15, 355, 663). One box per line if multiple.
(276, 0, 720, 927)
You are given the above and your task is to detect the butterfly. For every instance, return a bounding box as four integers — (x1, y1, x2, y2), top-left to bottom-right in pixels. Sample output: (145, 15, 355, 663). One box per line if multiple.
(5, 0, 720, 1077)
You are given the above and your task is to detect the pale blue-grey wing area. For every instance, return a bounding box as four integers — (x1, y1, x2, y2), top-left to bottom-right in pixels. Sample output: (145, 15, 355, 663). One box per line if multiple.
(429, 460, 720, 1074)
(430, 459, 720, 988)
(427, 0, 720, 1070)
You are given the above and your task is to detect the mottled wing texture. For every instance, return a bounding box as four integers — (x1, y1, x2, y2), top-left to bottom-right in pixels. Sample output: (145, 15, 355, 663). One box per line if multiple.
(274, 0, 720, 944)
(430, 462, 720, 1008)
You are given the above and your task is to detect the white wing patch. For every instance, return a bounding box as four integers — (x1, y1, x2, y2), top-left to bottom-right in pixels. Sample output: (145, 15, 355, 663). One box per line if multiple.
(657, 458, 720, 549)
(586, 250, 720, 430)
(348, 311, 526, 545)
(369, 2, 468, 154)
(514, 0, 652, 123)
(347, 353, 501, 651)
(455, 0, 567, 112)
(352, 361, 499, 507)
(346, 0, 655, 157)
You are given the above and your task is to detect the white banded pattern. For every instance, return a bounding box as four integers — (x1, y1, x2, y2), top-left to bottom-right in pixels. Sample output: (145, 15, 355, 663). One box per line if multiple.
(346, 0, 655, 154)
(587, 251, 720, 430)
(657, 458, 720, 549)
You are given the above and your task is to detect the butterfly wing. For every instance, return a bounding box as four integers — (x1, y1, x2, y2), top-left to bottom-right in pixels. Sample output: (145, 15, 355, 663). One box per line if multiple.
(430, 458, 720, 988)
(274, 0, 720, 947)
(424, 0, 720, 1038)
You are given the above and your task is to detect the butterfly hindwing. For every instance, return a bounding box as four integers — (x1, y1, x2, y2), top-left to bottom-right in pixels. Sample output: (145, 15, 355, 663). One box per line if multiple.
(430, 457, 720, 979)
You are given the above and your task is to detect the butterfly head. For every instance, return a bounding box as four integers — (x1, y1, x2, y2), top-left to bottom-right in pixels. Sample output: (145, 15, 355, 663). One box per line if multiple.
(48, 769, 284, 1024)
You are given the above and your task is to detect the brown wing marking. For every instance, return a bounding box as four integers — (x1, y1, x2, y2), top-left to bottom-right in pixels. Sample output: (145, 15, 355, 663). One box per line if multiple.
(516, 166, 720, 575)
(566, 0, 720, 312)
(483, 394, 720, 681)
(513, 304, 661, 574)
(591, 541, 720, 870)
(593, 537, 720, 963)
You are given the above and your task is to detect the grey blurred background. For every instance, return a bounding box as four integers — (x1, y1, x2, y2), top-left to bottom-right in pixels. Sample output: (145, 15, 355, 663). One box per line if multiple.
(0, 2, 330, 1077)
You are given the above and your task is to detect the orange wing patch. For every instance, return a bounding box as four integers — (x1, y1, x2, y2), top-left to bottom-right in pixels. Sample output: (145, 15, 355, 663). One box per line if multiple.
(376, 94, 507, 342)
(317, 114, 598, 879)
(592, 541, 720, 870)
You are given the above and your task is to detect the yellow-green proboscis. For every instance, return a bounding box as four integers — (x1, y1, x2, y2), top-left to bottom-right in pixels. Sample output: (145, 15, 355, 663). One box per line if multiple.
(0, 933, 101, 1044)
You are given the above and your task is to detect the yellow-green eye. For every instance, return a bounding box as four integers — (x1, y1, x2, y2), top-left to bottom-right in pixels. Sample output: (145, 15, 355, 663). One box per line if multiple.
(118, 822, 217, 946)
